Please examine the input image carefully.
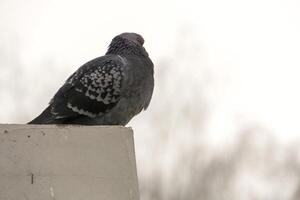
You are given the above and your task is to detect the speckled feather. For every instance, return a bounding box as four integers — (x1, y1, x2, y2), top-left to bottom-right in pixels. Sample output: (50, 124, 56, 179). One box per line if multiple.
(51, 55, 125, 119)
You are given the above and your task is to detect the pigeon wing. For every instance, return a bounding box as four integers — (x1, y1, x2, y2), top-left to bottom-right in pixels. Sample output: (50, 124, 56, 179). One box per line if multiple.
(50, 55, 125, 120)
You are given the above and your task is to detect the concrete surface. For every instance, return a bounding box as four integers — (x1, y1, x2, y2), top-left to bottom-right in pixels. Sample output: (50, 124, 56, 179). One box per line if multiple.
(0, 124, 139, 200)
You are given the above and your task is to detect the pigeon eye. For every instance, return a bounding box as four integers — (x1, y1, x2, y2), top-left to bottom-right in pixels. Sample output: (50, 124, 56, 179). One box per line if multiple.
(136, 36, 144, 45)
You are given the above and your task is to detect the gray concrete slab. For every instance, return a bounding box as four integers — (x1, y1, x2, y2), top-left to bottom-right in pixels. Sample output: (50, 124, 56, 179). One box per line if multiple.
(0, 124, 139, 200)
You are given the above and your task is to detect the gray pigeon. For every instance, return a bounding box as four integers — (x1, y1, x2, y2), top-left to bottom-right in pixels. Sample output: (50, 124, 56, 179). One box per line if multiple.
(28, 32, 154, 125)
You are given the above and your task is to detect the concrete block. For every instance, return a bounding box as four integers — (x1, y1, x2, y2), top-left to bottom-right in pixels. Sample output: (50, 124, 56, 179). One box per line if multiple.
(0, 124, 139, 200)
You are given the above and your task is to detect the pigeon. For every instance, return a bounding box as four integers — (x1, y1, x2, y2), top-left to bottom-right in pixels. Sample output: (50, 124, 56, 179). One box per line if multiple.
(28, 32, 154, 125)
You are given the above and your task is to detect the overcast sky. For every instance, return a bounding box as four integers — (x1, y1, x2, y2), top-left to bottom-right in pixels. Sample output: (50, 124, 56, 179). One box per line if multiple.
(0, 0, 300, 143)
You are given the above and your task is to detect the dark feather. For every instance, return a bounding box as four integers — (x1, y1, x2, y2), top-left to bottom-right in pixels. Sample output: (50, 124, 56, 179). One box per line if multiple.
(30, 55, 125, 124)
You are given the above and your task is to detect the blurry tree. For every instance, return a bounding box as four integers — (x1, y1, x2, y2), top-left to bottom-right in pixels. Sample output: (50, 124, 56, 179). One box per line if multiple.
(132, 31, 300, 200)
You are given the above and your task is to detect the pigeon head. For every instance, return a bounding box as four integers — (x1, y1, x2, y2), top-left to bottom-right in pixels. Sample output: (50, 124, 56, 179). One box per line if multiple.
(106, 32, 148, 57)
(118, 32, 144, 46)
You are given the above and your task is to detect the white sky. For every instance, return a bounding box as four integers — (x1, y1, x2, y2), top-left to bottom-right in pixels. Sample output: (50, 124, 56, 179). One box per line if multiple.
(0, 0, 300, 142)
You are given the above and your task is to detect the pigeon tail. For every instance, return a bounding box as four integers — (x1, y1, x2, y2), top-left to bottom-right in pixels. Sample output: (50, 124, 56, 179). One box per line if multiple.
(28, 106, 60, 124)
